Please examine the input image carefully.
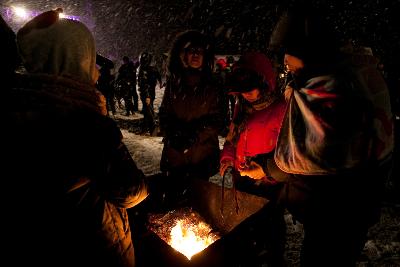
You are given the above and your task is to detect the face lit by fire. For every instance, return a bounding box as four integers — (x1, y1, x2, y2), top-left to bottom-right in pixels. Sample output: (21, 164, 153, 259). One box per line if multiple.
(284, 54, 304, 75)
(241, 88, 261, 103)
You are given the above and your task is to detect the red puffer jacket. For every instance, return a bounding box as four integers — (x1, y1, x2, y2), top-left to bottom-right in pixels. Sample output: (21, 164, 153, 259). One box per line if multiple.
(221, 97, 287, 169)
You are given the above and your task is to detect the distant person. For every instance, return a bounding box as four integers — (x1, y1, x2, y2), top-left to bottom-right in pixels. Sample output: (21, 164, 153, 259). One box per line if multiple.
(137, 51, 162, 135)
(96, 54, 116, 115)
(116, 55, 139, 115)
(5, 10, 148, 267)
(268, 5, 393, 266)
(158, 30, 225, 207)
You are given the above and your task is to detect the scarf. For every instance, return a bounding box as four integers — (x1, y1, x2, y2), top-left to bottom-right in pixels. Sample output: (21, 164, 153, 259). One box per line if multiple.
(11, 73, 107, 116)
(226, 93, 279, 144)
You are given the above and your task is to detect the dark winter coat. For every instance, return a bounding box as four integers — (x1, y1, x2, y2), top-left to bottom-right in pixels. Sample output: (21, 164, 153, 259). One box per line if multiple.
(159, 69, 224, 180)
(268, 6, 389, 265)
(159, 30, 224, 181)
(97, 66, 115, 98)
(3, 73, 148, 267)
(118, 61, 137, 83)
(345, 50, 394, 161)
(137, 65, 161, 100)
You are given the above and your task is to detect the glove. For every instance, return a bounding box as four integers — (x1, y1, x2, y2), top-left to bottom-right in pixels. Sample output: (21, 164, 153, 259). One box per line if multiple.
(220, 159, 234, 176)
(239, 161, 266, 180)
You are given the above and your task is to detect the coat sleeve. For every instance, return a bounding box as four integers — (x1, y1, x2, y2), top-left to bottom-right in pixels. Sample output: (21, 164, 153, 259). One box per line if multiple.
(158, 79, 173, 135)
(95, 117, 149, 208)
(220, 141, 235, 163)
(184, 86, 225, 162)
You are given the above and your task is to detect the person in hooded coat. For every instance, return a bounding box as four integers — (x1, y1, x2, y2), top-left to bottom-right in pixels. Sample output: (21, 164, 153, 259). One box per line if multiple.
(158, 30, 225, 207)
(4, 10, 148, 267)
(219, 51, 288, 266)
(268, 4, 393, 266)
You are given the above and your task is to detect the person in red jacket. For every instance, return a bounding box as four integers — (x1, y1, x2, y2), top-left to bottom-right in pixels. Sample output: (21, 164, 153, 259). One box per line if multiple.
(220, 51, 288, 266)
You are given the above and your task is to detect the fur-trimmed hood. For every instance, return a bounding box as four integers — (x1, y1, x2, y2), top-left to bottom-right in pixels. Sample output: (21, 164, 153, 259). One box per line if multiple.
(168, 30, 214, 76)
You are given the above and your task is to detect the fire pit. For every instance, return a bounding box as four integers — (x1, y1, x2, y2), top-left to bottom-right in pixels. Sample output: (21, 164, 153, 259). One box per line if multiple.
(148, 207, 220, 260)
(131, 176, 271, 267)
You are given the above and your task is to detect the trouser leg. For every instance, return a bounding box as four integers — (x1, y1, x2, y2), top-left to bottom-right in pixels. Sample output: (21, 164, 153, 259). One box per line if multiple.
(132, 87, 139, 111)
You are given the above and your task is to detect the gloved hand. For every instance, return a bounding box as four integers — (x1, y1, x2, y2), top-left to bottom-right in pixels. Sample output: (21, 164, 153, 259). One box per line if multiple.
(220, 159, 234, 176)
(239, 161, 266, 180)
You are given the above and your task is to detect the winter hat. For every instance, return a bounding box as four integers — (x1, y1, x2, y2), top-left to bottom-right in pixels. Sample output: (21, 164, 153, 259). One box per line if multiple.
(269, 5, 341, 64)
(17, 10, 98, 85)
(228, 51, 276, 93)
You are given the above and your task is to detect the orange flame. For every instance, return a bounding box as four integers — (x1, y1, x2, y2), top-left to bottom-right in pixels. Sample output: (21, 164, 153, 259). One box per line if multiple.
(169, 219, 219, 260)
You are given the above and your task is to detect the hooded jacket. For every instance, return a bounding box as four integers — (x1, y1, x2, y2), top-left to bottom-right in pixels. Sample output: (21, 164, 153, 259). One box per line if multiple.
(220, 52, 287, 172)
(270, 8, 378, 174)
(3, 11, 148, 267)
(159, 30, 224, 179)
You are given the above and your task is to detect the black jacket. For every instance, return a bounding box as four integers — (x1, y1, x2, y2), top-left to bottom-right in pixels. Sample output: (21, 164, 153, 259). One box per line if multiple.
(159, 69, 224, 179)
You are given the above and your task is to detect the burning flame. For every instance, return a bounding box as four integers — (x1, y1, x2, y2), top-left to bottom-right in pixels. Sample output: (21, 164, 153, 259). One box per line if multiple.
(169, 219, 218, 260)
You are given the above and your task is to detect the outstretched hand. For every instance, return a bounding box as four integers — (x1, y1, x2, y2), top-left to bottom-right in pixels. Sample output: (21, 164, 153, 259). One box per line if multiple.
(239, 161, 266, 180)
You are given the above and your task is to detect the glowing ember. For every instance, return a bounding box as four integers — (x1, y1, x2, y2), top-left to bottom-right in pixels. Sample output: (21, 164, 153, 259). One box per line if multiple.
(169, 219, 218, 259)
(148, 208, 220, 260)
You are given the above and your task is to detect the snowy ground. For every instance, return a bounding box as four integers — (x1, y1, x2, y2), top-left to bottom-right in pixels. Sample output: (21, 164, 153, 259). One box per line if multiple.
(112, 86, 400, 266)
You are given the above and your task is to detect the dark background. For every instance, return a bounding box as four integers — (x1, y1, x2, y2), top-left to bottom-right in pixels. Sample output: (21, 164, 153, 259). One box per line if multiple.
(2, 0, 399, 110)
(2, 0, 399, 67)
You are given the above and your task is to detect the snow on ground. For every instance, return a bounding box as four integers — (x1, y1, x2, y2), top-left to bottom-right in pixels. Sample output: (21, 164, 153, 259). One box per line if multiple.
(121, 129, 163, 176)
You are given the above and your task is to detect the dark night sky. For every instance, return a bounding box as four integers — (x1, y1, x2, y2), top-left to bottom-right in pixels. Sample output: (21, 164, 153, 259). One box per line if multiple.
(1, 0, 400, 72)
